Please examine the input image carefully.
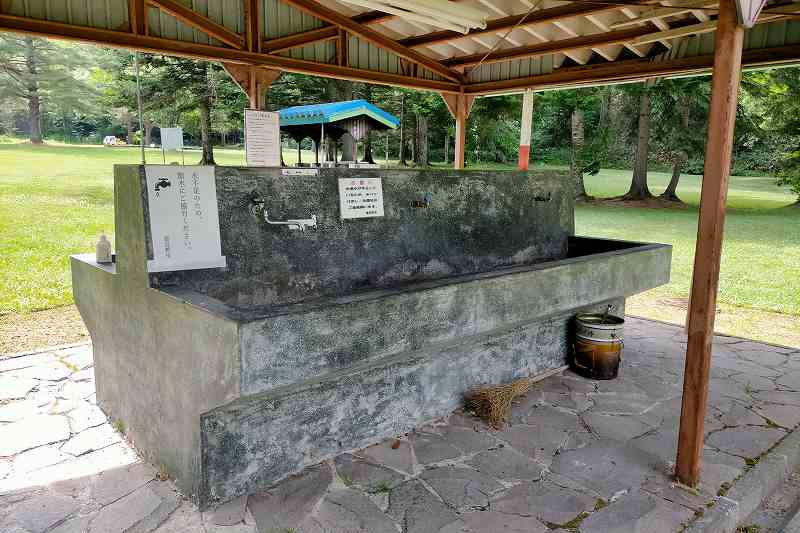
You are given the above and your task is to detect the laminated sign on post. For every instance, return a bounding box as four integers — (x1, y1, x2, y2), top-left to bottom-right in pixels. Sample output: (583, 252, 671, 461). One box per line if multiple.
(338, 177, 384, 219)
(160, 127, 184, 151)
(144, 165, 226, 272)
(245, 109, 281, 167)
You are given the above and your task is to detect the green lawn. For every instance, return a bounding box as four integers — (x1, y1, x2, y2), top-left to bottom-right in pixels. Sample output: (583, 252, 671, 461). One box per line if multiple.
(576, 169, 800, 318)
(2, 142, 798, 331)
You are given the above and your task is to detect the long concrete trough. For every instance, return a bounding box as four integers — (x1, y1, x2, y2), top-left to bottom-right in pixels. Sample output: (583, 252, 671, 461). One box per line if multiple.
(72, 166, 671, 507)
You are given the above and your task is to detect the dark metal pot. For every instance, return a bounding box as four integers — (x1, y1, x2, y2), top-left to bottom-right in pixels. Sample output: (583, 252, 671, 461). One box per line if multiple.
(571, 312, 624, 380)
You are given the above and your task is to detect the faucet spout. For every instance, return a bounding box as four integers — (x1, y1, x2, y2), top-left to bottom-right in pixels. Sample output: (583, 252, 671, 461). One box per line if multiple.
(264, 210, 317, 232)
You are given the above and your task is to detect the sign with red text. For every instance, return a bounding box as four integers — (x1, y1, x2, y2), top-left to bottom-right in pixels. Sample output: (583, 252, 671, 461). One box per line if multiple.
(145, 165, 226, 272)
(338, 177, 384, 219)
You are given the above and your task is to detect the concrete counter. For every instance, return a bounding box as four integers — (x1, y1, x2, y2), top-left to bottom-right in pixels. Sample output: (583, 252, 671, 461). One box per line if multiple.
(72, 165, 671, 507)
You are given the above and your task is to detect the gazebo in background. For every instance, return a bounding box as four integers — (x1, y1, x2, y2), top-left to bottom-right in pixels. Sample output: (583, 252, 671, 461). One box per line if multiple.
(278, 99, 399, 166)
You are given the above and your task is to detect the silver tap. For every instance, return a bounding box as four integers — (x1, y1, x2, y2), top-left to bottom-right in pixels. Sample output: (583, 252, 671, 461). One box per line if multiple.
(248, 192, 317, 232)
(263, 211, 317, 232)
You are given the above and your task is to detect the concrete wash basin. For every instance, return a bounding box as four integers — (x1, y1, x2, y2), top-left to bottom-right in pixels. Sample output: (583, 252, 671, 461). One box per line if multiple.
(71, 166, 671, 507)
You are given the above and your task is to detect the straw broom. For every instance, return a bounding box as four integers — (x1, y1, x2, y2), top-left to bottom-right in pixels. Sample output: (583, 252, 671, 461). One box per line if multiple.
(464, 377, 533, 429)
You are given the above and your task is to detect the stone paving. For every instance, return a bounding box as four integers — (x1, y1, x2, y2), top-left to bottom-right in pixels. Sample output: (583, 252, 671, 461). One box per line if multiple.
(1, 317, 799, 532)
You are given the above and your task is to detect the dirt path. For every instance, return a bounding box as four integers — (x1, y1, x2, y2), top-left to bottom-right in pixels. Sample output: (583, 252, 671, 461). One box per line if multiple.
(0, 305, 89, 355)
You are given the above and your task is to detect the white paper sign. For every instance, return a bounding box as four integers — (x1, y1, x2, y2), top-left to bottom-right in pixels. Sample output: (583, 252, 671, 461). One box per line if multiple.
(282, 168, 319, 176)
(338, 177, 384, 219)
(160, 127, 183, 151)
(145, 165, 226, 272)
(245, 109, 281, 167)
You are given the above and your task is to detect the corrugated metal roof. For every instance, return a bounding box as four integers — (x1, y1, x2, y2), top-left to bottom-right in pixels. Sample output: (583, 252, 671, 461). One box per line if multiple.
(2, 0, 800, 93)
(279, 99, 400, 128)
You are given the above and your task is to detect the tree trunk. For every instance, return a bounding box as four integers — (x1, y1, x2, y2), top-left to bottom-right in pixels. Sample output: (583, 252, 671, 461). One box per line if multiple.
(660, 95, 690, 202)
(571, 109, 588, 200)
(444, 133, 449, 164)
(199, 66, 215, 165)
(624, 89, 653, 200)
(399, 94, 407, 166)
(414, 114, 429, 166)
(144, 119, 153, 146)
(24, 38, 43, 145)
(28, 93, 43, 145)
(598, 87, 611, 131)
(125, 115, 136, 145)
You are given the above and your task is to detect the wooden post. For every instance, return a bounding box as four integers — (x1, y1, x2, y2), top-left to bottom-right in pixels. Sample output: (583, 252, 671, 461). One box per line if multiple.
(518, 88, 534, 170)
(675, 0, 744, 487)
(441, 93, 475, 169)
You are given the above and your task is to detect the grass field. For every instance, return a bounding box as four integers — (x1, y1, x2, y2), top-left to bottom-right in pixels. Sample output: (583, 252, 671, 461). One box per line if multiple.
(2, 141, 798, 348)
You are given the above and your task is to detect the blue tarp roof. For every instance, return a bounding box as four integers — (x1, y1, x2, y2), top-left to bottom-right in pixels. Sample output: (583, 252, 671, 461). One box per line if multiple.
(278, 99, 399, 129)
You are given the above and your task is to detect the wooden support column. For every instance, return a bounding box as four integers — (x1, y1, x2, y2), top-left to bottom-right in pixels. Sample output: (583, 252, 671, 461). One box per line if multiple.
(441, 93, 475, 169)
(675, 0, 744, 487)
(221, 63, 280, 110)
(518, 88, 535, 170)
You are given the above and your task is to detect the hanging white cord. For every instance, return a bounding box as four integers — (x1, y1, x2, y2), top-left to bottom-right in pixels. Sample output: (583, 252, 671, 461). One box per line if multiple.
(465, 0, 545, 77)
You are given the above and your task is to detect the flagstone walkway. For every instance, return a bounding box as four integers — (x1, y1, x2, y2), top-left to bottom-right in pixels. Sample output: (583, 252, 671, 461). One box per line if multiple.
(1, 317, 799, 532)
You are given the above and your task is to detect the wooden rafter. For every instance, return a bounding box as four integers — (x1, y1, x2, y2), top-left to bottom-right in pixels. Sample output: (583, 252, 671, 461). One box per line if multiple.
(337, 28, 348, 67)
(628, 19, 717, 45)
(245, 0, 261, 53)
(611, 0, 718, 28)
(148, 0, 244, 49)
(260, 10, 392, 54)
(444, 24, 659, 68)
(277, 0, 464, 83)
(397, 0, 649, 49)
(463, 43, 800, 94)
(262, 26, 338, 53)
(128, 0, 146, 35)
(0, 12, 460, 93)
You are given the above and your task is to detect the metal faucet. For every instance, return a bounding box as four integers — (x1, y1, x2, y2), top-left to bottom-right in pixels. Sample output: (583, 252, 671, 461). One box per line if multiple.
(263, 211, 317, 232)
(248, 192, 317, 232)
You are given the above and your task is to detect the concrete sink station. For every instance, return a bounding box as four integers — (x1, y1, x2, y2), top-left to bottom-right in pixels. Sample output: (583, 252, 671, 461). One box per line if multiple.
(71, 166, 671, 508)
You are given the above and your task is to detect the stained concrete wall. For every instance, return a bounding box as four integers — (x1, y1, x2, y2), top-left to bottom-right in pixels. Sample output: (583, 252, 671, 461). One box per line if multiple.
(72, 165, 671, 508)
(237, 238, 670, 394)
(72, 166, 241, 498)
(155, 168, 573, 308)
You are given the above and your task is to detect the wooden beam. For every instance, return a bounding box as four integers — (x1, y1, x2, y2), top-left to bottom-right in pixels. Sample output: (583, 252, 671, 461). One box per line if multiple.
(611, 0, 718, 28)
(676, 0, 744, 488)
(148, 0, 244, 49)
(441, 93, 475, 169)
(262, 26, 338, 53)
(628, 20, 717, 45)
(0, 13, 461, 93)
(129, 0, 146, 35)
(443, 24, 659, 68)
(260, 10, 394, 53)
(398, 0, 649, 49)
(278, 0, 464, 83)
(245, 0, 261, 53)
(462, 43, 800, 94)
(337, 28, 348, 67)
(223, 63, 280, 109)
